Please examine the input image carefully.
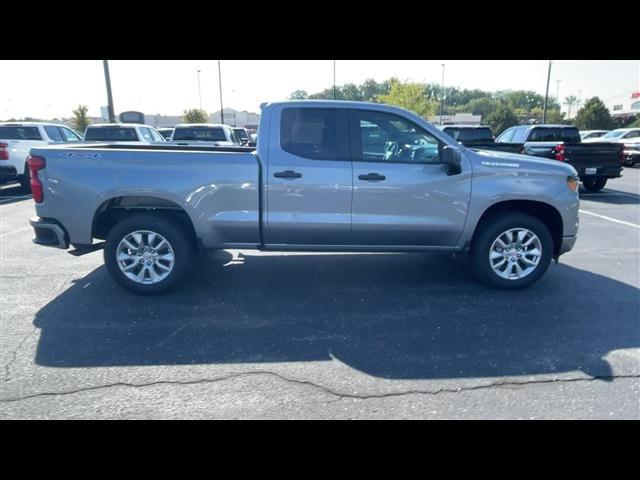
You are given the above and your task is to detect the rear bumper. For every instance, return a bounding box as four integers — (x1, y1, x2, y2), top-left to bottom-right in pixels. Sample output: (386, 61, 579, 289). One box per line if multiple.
(29, 217, 69, 249)
(575, 166, 622, 179)
(559, 235, 577, 255)
(0, 165, 18, 183)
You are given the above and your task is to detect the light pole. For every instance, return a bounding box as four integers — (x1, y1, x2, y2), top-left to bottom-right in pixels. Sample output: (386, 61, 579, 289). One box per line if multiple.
(556, 79, 562, 111)
(102, 60, 116, 122)
(333, 60, 336, 100)
(542, 60, 552, 124)
(440, 63, 445, 124)
(218, 60, 224, 125)
(197, 69, 202, 110)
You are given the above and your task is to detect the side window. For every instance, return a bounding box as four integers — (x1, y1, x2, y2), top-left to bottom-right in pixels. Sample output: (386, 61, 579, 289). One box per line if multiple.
(139, 128, 152, 141)
(496, 128, 515, 143)
(147, 128, 164, 142)
(511, 126, 528, 143)
(625, 130, 640, 139)
(280, 107, 348, 160)
(44, 126, 64, 142)
(350, 110, 441, 163)
(59, 127, 81, 142)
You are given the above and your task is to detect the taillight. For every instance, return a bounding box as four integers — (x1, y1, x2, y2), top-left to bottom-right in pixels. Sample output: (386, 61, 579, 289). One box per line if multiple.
(620, 147, 626, 164)
(0, 143, 9, 161)
(553, 144, 565, 161)
(27, 155, 46, 203)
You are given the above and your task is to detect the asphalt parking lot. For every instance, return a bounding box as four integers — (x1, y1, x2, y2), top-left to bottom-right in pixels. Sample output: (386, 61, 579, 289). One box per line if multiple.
(1, 169, 639, 419)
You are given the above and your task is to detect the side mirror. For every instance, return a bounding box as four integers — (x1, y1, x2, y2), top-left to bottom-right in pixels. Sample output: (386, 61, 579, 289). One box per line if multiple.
(442, 146, 462, 176)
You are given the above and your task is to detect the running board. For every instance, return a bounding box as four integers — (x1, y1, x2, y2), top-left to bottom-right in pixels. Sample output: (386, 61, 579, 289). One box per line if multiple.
(68, 242, 106, 256)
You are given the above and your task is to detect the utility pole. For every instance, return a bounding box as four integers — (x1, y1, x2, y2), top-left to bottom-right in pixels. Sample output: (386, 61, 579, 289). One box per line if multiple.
(102, 60, 116, 122)
(440, 63, 445, 124)
(556, 79, 562, 104)
(197, 69, 202, 110)
(218, 60, 224, 125)
(542, 60, 552, 124)
(333, 60, 336, 100)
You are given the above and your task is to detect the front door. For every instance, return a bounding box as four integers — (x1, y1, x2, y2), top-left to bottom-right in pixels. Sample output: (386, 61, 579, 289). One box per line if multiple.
(349, 109, 472, 247)
(265, 106, 352, 245)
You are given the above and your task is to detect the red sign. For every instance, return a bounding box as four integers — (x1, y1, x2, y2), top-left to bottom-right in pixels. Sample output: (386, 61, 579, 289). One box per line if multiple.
(632, 92, 640, 99)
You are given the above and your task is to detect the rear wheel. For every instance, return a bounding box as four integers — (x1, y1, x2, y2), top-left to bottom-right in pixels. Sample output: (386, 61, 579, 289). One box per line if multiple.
(471, 213, 553, 289)
(582, 177, 607, 193)
(104, 214, 193, 294)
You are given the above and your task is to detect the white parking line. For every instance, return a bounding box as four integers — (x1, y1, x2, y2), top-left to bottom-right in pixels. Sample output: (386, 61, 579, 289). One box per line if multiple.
(579, 209, 640, 229)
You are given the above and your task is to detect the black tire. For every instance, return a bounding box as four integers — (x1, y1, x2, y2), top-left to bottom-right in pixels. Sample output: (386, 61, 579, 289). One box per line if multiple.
(19, 164, 31, 193)
(104, 214, 193, 294)
(470, 212, 553, 289)
(623, 159, 635, 168)
(582, 177, 607, 193)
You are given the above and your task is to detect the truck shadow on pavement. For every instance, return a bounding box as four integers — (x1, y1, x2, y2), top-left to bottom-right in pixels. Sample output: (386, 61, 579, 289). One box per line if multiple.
(33, 251, 640, 380)
(580, 188, 640, 205)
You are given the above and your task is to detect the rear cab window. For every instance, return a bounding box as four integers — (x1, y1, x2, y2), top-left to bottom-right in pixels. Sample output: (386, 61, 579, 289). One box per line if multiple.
(173, 127, 228, 141)
(85, 127, 139, 141)
(528, 127, 581, 143)
(0, 126, 43, 140)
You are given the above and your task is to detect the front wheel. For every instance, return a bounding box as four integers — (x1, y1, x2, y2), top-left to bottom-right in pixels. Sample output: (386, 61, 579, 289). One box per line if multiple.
(582, 177, 607, 193)
(104, 214, 193, 294)
(471, 213, 553, 289)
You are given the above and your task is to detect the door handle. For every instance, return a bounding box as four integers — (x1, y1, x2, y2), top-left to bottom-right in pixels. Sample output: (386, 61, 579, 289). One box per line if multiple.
(358, 173, 386, 181)
(273, 170, 302, 179)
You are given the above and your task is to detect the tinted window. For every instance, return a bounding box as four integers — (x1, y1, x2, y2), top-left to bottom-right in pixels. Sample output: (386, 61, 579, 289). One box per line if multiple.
(0, 126, 42, 140)
(624, 130, 640, 139)
(528, 127, 581, 143)
(84, 127, 139, 141)
(234, 128, 249, 140)
(158, 130, 173, 140)
(280, 107, 347, 160)
(59, 127, 82, 142)
(173, 127, 227, 141)
(443, 127, 493, 143)
(44, 126, 64, 141)
(351, 110, 440, 164)
(496, 128, 515, 143)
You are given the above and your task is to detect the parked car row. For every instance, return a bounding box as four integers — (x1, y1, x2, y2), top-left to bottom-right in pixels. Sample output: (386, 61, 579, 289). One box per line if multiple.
(439, 124, 631, 192)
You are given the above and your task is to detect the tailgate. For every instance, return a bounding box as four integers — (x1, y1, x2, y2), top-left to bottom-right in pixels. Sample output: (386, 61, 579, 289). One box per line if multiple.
(563, 142, 623, 176)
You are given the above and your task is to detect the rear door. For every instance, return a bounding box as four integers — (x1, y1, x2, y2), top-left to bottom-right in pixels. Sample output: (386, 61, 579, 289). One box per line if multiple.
(348, 109, 472, 247)
(265, 105, 352, 245)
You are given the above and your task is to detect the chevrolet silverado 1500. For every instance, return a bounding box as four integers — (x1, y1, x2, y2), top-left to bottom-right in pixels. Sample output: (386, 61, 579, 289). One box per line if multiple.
(28, 101, 580, 294)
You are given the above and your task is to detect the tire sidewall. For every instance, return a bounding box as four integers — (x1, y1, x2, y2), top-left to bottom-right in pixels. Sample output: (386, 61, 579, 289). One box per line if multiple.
(104, 214, 192, 294)
(471, 213, 553, 289)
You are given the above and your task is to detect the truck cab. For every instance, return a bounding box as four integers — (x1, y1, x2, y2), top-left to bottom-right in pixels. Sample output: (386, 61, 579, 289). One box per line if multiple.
(84, 123, 166, 143)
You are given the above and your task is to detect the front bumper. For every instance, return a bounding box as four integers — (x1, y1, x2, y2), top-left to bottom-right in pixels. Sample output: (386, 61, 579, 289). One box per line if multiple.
(29, 217, 69, 249)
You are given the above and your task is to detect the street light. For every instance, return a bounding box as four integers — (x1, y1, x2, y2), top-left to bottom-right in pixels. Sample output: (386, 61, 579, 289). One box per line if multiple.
(440, 63, 445, 124)
(218, 60, 224, 125)
(197, 69, 202, 110)
(556, 79, 562, 110)
(102, 60, 116, 122)
(542, 60, 552, 124)
(333, 60, 336, 100)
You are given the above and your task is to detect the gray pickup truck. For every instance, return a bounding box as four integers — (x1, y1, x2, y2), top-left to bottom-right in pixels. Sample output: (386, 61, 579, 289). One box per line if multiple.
(28, 101, 580, 294)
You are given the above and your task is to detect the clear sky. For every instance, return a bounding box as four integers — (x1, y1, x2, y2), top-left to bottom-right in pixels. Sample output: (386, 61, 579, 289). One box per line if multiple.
(1, 60, 638, 119)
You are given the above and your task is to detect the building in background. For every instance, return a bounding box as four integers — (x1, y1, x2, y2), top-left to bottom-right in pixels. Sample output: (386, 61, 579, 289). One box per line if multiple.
(563, 90, 640, 120)
(429, 113, 481, 125)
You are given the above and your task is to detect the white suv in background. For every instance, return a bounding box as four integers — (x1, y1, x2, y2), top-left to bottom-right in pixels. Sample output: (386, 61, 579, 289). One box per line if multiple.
(0, 122, 83, 191)
(83, 123, 166, 143)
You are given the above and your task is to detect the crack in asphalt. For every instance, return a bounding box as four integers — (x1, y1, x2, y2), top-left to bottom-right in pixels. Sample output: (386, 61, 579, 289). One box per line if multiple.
(2, 371, 639, 404)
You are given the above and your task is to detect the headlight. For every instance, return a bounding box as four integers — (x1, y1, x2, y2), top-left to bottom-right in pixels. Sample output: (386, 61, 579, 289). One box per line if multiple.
(567, 175, 579, 193)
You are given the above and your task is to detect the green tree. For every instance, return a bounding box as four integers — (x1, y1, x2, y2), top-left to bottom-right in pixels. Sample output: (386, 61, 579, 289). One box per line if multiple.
(486, 107, 518, 135)
(71, 105, 92, 133)
(182, 109, 209, 123)
(627, 116, 640, 128)
(574, 97, 613, 130)
(288, 90, 308, 100)
(376, 79, 436, 118)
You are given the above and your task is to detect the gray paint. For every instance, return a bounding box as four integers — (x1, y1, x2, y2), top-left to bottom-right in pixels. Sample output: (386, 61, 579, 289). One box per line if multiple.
(30, 100, 579, 254)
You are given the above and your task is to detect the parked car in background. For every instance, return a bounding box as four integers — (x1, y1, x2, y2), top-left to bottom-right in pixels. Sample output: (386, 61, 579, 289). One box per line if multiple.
(491, 124, 624, 192)
(580, 130, 610, 140)
(0, 122, 83, 191)
(170, 124, 242, 146)
(438, 125, 495, 145)
(157, 128, 174, 140)
(583, 128, 640, 143)
(84, 123, 166, 143)
(622, 137, 640, 167)
(28, 100, 580, 294)
(232, 127, 254, 146)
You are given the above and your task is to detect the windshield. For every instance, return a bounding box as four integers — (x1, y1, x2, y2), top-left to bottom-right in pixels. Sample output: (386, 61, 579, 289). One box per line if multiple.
(84, 128, 138, 141)
(602, 130, 626, 139)
(173, 127, 227, 141)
